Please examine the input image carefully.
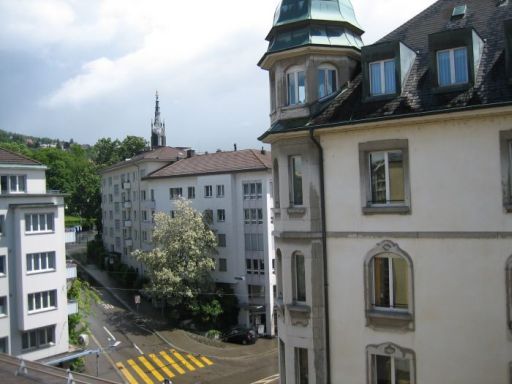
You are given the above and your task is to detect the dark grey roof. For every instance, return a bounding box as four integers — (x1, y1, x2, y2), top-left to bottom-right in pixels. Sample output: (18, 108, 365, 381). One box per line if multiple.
(260, 0, 512, 139)
(99, 146, 187, 173)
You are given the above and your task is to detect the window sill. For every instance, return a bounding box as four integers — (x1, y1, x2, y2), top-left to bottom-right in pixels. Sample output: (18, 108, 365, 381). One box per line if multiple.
(287, 207, 306, 217)
(0, 314, 7, 319)
(28, 307, 57, 316)
(27, 269, 56, 276)
(25, 231, 55, 236)
(286, 303, 311, 327)
(366, 309, 413, 330)
(362, 205, 410, 215)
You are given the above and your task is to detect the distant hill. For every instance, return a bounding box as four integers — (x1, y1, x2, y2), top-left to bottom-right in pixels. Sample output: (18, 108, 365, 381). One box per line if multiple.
(0, 128, 87, 149)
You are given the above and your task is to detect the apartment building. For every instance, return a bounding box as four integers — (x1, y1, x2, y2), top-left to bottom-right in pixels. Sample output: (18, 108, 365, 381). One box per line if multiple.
(145, 148, 276, 335)
(0, 147, 73, 360)
(259, 0, 512, 383)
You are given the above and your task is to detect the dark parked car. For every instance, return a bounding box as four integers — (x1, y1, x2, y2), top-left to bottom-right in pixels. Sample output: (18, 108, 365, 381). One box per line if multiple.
(222, 327, 257, 345)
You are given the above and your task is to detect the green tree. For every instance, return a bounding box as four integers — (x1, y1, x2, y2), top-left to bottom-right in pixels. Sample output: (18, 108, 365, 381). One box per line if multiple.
(92, 138, 121, 167)
(133, 199, 217, 306)
(67, 278, 101, 344)
(118, 136, 147, 161)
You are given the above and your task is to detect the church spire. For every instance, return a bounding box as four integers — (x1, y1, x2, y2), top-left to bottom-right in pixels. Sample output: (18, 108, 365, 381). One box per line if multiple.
(151, 90, 166, 149)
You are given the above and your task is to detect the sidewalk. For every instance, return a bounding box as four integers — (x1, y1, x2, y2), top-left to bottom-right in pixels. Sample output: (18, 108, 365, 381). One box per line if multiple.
(74, 261, 277, 359)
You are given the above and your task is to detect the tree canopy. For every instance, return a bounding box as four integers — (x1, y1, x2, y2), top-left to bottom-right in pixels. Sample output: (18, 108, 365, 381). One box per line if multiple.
(133, 199, 217, 305)
(92, 136, 147, 167)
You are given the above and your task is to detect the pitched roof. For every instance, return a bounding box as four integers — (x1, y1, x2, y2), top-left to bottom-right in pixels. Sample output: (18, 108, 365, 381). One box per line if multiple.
(147, 149, 271, 179)
(260, 0, 512, 138)
(0, 147, 42, 166)
(100, 146, 187, 173)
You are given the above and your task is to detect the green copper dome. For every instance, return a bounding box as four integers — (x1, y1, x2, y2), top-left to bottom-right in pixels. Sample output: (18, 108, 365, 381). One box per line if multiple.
(264, 0, 364, 55)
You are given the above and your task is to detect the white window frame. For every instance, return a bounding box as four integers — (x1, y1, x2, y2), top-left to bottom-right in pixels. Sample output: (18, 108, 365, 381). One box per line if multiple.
(318, 64, 337, 99)
(289, 155, 304, 206)
(368, 150, 404, 206)
(216, 184, 225, 197)
(187, 186, 195, 199)
(27, 290, 57, 313)
(369, 59, 396, 96)
(204, 185, 213, 198)
(25, 213, 54, 234)
(367, 343, 415, 384)
(286, 66, 306, 105)
(26, 252, 56, 274)
(436, 46, 468, 86)
(22, 325, 55, 351)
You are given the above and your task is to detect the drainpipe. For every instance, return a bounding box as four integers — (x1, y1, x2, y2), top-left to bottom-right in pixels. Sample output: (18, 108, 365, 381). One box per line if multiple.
(135, 163, 143, 277)
(309, 126, 331, 384)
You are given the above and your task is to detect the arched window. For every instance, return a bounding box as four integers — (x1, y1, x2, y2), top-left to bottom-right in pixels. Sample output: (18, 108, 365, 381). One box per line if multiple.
(286, 66, 306, 105)
(276, 249, 283, 300)
(317, 64, 337, 98)
(367, 342, 415, 384)
(364, 240, 414, 329)
(292, 252, 306, 303)
(273, 159, 280, 208)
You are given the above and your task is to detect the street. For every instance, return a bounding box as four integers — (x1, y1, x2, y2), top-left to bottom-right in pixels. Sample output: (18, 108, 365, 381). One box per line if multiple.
(81, 273, 278, 384)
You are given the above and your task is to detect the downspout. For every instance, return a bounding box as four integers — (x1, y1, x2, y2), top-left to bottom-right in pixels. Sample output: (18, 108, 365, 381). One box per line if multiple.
(309, 126, 331, 384)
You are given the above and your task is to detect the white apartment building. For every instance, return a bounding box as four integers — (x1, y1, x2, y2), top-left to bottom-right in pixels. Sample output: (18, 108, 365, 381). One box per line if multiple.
(0, 147, 73, 360)
(259, 0, 512, 383)
(145, 149, 276, 335)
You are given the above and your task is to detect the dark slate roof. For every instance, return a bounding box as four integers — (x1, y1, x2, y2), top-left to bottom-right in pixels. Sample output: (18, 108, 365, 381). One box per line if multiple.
(260, 0, 512, 138)
(100, 146, 187, 173)
(146, 149, 271, 179)
(0, 147, 42, 166)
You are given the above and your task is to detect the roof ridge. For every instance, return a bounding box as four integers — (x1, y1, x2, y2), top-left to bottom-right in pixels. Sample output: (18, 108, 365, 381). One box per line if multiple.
(0, 146, 42, 165)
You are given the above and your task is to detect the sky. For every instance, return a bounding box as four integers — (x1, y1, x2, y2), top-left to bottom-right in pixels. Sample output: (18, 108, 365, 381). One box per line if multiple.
(0, 0, 436, 152)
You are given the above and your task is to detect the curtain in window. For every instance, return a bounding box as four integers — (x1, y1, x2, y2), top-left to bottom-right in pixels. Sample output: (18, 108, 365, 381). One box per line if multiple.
(393, 257, 408, 309)
(384, 60, 396, 94)
(454, 47, 468, 84)
(437, 51, 451, 86)
(298, 71, 306, 103)
(370, 62, 382, 95)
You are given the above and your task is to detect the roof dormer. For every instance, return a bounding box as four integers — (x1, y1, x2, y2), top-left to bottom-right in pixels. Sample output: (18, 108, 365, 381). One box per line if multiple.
(361, 41, 417, 101)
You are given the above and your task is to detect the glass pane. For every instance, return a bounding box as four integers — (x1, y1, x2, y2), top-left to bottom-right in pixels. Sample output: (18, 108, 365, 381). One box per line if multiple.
(388, 151, 404, 202)
(19, 176, 26, 192)
(39, 214, 46, 230)
(395, 358, 411, 384)
(373, 257, 390, 307)
(370, 62, 382, 95)
(384, 60, 396, 94)
(393, 257, 408, 309)
(295, 254, 306, 301)
(27, 255, 32, 271)
(1, 176, 7, 193)
(25, 215, 31, 231)
(318, 69, 326, 98)
(288, 73, 296, 104)
(32, 215, 39, 231)
(246, 259, 251, 270)
(328, 69, 336, 95)
(42, 292, 48, 308)
(49, 253, 55, 269)
(298, 71, 306, 103)
(370, 152, 386, 203)
(373, 355, 392, 384)
(35, 293, 41, 309)
(50, 291, 56, 307)
(437, 51, 451, 86)
(46, 214, 54, 230)
(454, 47, 468, 84)
(297, 348, 309, 384)
(10, 176, 17, 191)
(28, 295, 34, 311)
(41, 254, 47, 269)
(292, 156, 303, 205)
(34, 255, 40, 270)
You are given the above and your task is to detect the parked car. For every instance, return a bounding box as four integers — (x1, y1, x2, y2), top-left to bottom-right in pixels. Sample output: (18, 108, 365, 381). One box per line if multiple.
(222, 327, 257, 345)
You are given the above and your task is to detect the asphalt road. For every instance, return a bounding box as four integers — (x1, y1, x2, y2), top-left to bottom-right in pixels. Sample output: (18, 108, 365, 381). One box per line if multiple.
(82, 281, 278, 384)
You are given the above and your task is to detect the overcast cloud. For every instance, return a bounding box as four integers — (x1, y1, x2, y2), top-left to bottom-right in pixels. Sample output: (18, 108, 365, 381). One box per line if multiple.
(0, 0, 435, 151)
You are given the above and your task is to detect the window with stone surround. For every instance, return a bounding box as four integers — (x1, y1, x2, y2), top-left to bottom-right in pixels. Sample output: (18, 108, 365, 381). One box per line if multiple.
(367, 342, 415, 384)
(292, 252, 306, 303)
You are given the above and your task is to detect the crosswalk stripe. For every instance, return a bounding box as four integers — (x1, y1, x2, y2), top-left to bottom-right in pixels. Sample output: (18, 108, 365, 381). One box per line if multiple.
(187, 354, 205, 368)
(138, 356, 164, 382)
(200, 356, 214, 366)
(149, 353, 175, 379)
(127, 359, 154, 384)
(172, 350, 196, 371)
(116, 362, 138, 384)
(159, 351, 186, 375)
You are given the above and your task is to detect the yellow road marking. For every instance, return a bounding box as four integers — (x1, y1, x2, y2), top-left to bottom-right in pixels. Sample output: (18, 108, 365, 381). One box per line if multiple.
(127, 359, 154, 384)
(187, 354, 205, 368)
(200, 356, 214, 366)
(138, 356, 164, 382)
(116, 362, 138, 384)
(159, 351, 186, 375)
(172, 349, 196, 371)
(149, 353, 175, 379)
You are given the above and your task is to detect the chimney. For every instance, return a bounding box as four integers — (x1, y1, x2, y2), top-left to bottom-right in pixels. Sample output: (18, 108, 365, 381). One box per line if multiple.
(186, 149, 195, 158)
(234, 143, 237, 151)
(261, 146, 266, 154)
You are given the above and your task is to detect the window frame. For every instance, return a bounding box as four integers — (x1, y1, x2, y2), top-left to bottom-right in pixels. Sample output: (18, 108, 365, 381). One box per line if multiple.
(295, 347, 309, 384)
(366, 342, 416, 384)
(218, 258, 227, 272)
(217, 209, 225, 222)
(317, 64, 338, 99)
(204, 185, 213, 198)
(499, 130, 512, 211)
(506, 255, 512, 330)
(0, 175, 26, 194)
(436, 46, 469, 87)
(27, 290, 57, 314)
(364, 240, 414, 329)
(216, 184, 225, 198)
(26, 252, 56, 274)
(292, 252, 306, 303)
(169, 187, 182, 200)
(369, 59, 396, 96)
(286, 67, 306, 106)
(187, 186, 195, 199)
(359, 139, 411, 214)
(289, 155, 304, 207)
(25, 213, 55, 234)
(217, 233, 226, 247)
(21, 325, 55, 351)
(0, 296, 7, 317)
(0, 255, 5, 277)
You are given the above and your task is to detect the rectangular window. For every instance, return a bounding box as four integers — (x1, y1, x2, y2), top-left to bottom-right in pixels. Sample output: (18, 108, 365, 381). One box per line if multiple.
(169, 188, 182, 200)
(216, 185, 225, 197)
(22, 325, 55, 351)
(25, 213, 54, 233)
(219, 258, 227, 272)
(142, 231, 148, 242)
(318, 67, 337, 98)
(27, 290, 57, 313)
(0, 175, 26, 193)
(204, 185, 213, 198)
(293, 253, 306, 302)
(203, 209, 213, 224)
(290, 156, 303, 206)
(114, 184, 119, 195)
(295, 347, 309, 384)
(369, 59, 396, 96)
(372, 256, 408, 310)
(141, 190, 146, 201)
(218, 234, 226, 247)
(244, 233, 264, 252)
(0, 215, 4, 235)
(26, 252, 56, 273)
(248, 284, 264, 299)
(287, 70, 306, 105)
(0, 337, 7, 353)
(437, 47, 468, 86)
(0, 255, 5, 276)
(150, 189, 155, 201)
(279, 340, 286, 384)
(243, 182, 263, 199)
(371, 354, 412, 384)
(369, 150, 404, 205)
(0, 296, 7, 316)
(217, 209, 225, 222)
(187, 186, 195, 199)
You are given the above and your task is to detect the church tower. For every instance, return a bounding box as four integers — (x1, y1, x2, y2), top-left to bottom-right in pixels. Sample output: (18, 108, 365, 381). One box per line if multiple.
(151, 91, 166, 149)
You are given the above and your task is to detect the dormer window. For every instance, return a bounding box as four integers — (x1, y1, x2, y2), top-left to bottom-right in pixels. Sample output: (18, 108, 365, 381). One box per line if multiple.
(286, 67, 306, 105)
(317, 65, 337, 99)
(437, 47, 468, 86)
(369, 59, 396, 96)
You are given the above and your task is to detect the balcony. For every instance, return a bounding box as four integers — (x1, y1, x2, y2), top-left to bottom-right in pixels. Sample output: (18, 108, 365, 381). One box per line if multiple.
(66, 262, 77, 279)
(122, 182, 131, 190)
(123, 201, 132, 209)
(67, 300, 78, 315)
(124, 238, 133, 247)
(124, 220, 132, 227)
